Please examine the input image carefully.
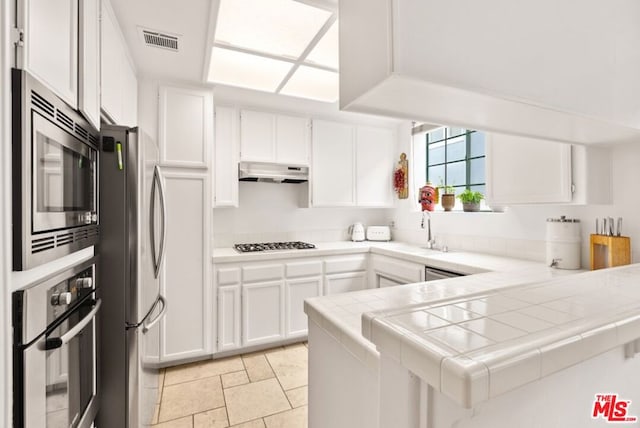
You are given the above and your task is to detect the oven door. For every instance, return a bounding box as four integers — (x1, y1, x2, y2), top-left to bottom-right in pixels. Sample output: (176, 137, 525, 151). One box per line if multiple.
(31, 112, 97, 233)
(23, 297, 101, 428)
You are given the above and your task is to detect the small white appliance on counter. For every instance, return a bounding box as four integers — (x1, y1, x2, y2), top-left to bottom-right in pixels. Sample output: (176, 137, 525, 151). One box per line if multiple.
(546, 216, 581, 269)
(366, 226, 391, 241)
(349, 223, 366, 242)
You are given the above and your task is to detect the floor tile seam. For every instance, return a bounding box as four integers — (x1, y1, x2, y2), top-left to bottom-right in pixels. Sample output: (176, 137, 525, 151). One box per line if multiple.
(155, 410, 202, 426)
(221, 369, 251, 388)
(234, 405, 307, 426)
(164, 372, 226, 388)
(263, 354, 294, 410)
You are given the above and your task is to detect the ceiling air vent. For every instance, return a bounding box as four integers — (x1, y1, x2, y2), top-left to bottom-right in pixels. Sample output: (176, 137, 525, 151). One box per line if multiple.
(138, 27, 180, 52)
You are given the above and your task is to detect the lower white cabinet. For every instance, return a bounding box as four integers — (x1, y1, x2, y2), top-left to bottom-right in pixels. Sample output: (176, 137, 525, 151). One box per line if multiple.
(324, 272, 367, 295)
(218, 285, 241, 352)
(242, 280, 285, 347)
(286, 276, 322, 338)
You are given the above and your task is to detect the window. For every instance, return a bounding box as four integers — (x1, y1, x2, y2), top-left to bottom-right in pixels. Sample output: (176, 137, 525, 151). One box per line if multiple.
(426, 126, 486, 195)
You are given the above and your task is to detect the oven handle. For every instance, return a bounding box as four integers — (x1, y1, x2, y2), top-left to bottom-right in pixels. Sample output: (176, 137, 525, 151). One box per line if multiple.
(39, 299, 102, 351)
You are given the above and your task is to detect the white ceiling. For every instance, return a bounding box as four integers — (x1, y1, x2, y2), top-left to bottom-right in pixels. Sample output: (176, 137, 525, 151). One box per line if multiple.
(109, 0, 213, 82)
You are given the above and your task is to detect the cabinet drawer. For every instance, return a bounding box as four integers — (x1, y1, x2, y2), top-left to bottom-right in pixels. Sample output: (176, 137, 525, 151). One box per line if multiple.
(286, 260, 323, 278)
(243, 264, 285, 282)
(371, 255, 423, 284)
(324, 256, 367, 274)
(217, 267, 241, 285)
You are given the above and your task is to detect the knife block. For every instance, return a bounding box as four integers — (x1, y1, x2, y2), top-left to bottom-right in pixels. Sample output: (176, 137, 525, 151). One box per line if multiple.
(590, 234, 631, 270)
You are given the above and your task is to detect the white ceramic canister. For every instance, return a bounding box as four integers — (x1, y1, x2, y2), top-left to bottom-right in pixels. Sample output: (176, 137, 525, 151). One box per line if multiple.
(546, 216, 581, 269)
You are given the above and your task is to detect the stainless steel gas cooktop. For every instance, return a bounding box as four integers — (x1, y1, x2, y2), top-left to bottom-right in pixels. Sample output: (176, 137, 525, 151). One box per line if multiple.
(234, 241, 316, 253)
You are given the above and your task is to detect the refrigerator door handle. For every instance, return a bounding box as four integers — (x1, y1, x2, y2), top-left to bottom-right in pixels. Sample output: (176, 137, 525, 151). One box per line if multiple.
(142, 294, 167, 333)
(150, 165, 167, 279)
(126, 294, 166, 331)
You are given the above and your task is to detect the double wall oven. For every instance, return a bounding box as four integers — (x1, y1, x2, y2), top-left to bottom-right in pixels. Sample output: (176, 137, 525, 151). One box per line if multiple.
(12, 69, 99, 270)
(12, 258, 101, 428)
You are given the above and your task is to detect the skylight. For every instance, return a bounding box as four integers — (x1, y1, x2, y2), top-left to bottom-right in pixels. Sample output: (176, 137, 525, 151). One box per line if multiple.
(208, 0, 339, 103)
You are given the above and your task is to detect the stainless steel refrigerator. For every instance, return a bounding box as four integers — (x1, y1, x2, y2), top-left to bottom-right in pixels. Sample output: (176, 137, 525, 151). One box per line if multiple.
(97, 125, 168, 427)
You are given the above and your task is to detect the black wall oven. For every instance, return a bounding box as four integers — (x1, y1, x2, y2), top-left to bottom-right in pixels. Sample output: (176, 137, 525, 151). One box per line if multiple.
(12, 258, 101, 428)
(12, 69, 99, 270)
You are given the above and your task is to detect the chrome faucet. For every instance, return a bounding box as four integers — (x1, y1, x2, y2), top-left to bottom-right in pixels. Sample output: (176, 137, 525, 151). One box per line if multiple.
(421, 211, 436, 249)
(421, 211, 449, 252)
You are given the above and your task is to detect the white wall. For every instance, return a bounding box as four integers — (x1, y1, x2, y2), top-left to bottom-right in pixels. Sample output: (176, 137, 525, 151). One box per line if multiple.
(393, 127, 640, 268)
(213, 182, 393, 247)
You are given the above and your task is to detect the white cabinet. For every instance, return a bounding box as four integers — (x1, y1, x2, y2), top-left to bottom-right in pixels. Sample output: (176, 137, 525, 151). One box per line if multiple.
(100, 0, 137, 126)
(19, 0, 78, 107)
(218, 285, 241, 352)
(324, 255, 368, 294)
(159, 171, 212, 363)
(214, 106, 239, 207)
(159, 85, 213, 168)
(324, 272, 367, 295)
(485, 133, 611, 205)
(368, 254, 424, 288)
(78, 0, 100, 130)
(339, 0, 640, 145)
(285, 260, 323, 338)
(311, 120, 356, 207)
(355, 126, 394, 207)
(239, 109, 310, 165)
(242, 280, 285, 347)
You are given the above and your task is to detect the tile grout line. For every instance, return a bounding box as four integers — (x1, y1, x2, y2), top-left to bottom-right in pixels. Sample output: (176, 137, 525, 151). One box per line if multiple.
(263, 350, 295, 410)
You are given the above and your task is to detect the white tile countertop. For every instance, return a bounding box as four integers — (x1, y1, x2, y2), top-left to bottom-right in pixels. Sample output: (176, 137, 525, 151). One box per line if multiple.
(213, 241, 547, 274)
(363, 264, 640, 409)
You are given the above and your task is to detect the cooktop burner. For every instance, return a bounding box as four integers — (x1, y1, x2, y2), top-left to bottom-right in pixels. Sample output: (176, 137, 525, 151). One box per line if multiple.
(234, 241, 316, 253)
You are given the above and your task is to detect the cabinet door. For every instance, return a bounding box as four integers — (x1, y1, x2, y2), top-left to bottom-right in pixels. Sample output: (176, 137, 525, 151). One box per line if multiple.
(276, 115, 310, 165)
(324, 272, 367, 295)
(78, 0, 100, 130)
(311, 120, 356, 206)
(159, 85, 213, 168)
(121, 60, 138, 127)
(214, 106, 239, 207)
(242, 280, 285, 347)
(21, 0, 78, 107)
(218, 285, 241, 352)
(100, 0, 122, 122)
(159, 171, 212, 362)
(485, 133, 572, 204)
(240, 110, 275, 162)
(285, 276, 322, 338)
(356, 126, 394, 207)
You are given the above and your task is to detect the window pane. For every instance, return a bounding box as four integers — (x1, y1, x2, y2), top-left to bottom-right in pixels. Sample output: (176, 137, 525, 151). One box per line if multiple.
(470, 184, 486, 195)
(428, 141, 445, 165)
(428, 128, 445, 143)
(447, 127, 466, 138)
(427, 164, 445, 185)
(446, 136, 466, 162)
(446, 161, 465, 187)
(470, 157, 485, 185)
(470, 132, 485, 157)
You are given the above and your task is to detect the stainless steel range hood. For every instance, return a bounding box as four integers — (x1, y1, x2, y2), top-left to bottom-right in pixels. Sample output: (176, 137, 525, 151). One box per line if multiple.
(238, 161, 309, 183)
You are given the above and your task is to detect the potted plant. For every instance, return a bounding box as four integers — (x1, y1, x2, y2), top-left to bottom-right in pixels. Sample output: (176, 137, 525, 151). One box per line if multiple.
(440, 185, 456, 211)
(457, 188, 484, 212)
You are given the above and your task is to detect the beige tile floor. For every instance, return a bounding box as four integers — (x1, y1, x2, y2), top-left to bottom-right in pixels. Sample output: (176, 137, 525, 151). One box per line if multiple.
(151, 343, 309, 428)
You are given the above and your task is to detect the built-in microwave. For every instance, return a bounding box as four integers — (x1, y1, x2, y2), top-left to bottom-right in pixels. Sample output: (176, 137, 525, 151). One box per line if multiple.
(12, 69, 99, 270)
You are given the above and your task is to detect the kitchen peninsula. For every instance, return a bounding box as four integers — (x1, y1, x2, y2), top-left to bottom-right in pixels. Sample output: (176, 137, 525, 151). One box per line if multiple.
(305, 261, 640, 428)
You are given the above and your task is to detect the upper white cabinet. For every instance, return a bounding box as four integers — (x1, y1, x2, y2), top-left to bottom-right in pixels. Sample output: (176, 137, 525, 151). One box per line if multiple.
(485, 133, 611, 205)
(101, 0, 137, 126)
(240, 109, 310, 165)
(78, 0, 100, 130)
(355, 126, 394, 207)
(312, 120, 395, 207)
(214, 106, 239, 207)
(18, 0, 78, 107)
(311, 120, 356, 207)
(339, 0, 640, 145)
(158, 85, 213, 168)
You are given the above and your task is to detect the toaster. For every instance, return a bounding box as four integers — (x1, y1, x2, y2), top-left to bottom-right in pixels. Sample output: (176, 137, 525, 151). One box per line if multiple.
(366, 226, 391, 241)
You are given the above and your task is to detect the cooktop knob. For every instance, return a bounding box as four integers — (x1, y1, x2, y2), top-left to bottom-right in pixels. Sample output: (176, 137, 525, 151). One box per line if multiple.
(51, 292, 73, 306)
